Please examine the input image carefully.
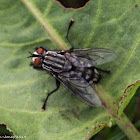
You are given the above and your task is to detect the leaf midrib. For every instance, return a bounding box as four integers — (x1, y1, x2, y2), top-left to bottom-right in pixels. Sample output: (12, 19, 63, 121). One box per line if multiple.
(22, 0, 67, 50)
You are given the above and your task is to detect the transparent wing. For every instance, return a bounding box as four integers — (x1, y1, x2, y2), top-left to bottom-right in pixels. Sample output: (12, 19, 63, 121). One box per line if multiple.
(69, 48, 117, 66)
(58, 71, 102, 107)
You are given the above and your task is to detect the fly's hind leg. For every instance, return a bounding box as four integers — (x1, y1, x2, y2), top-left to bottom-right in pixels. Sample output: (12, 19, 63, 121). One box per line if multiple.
(42, 80, 60, 111)
(66, 19, 75, 50)
(95, 67, 111, 74)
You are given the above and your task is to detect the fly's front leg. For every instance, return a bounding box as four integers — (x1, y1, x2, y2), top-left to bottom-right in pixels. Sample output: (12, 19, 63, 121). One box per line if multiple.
(42, 79, 60, 111)
(66, 19, 75, 50)
(29, 62, 44, 71)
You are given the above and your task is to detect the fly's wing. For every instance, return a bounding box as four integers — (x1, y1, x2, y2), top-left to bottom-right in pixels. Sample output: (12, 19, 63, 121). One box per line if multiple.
(58, 71, 102, 107)
(69, 48, 117, 66)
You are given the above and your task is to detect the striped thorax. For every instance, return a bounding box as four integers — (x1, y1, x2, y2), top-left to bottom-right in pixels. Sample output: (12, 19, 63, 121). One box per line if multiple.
(42, 51, 72, 73)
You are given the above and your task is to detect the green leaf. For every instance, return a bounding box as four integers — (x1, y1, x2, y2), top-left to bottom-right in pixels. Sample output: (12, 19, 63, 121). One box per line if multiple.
(0, 0, 140, 140)
(118, 81, 140, 118)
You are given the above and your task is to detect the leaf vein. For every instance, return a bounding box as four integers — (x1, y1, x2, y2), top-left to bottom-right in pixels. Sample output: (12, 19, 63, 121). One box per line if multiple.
(106, 33, 140, 88)
(84, 0, 102, 48)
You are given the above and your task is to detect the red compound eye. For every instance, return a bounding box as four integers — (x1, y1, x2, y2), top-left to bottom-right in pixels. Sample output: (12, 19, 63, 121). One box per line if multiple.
(37, 48, 43, 54)
(34, 58, 40, 66)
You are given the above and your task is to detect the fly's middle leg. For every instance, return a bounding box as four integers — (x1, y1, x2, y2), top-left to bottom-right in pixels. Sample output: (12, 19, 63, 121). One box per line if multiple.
(42, 79, 60, 111)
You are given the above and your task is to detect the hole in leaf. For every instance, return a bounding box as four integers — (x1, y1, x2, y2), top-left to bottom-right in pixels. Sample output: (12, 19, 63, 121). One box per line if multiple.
(0, 124, 16, 140)
(56, 0, 90, 9)
(90, 125, 128, 140)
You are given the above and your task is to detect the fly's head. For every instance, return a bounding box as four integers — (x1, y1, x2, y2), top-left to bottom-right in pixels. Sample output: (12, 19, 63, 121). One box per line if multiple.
(28, 46, 47, 67)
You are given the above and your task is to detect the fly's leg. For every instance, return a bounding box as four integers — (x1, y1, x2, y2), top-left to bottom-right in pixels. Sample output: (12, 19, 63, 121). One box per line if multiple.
(29, 62, 45, 71)
(95, 67, 111, 74)
(33, 66, 44, 71)
(40, 46, 49, 51)
(66, 19, 75, 50)
(42, 80, 60, 111)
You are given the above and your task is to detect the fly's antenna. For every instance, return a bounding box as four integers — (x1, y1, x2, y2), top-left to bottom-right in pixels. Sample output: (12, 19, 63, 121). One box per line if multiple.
(66, 19, 75, 50)
(27, 52, 33, 58)
(27, 52, 39, 58)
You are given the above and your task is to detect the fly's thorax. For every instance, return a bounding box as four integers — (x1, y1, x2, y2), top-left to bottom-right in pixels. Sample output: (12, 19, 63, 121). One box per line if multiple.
(42, 51, 72, 73)
(65, 53, 79, 66)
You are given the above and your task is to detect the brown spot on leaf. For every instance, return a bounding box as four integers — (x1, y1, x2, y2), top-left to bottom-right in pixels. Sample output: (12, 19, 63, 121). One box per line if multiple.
(59, 106, 81, 121)
(102, 102, 118, 119)
(135, 4, 138, 8)
(71, 108, 80, 120)
(76, 105, 80, 111)
(59, 111, 72, 122)
(126, 124, 131, 129)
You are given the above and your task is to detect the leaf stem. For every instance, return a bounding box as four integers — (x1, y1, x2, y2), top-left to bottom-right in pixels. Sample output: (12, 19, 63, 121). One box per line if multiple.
(95, 85, 140, 140)
(116, 113, 140, 140)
